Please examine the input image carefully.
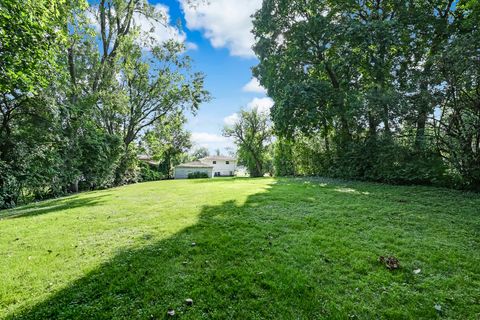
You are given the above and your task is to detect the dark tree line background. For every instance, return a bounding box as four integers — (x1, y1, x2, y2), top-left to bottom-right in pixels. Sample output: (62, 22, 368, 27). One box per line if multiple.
(252, 0, 480, 190)
(0, 0, 209, 208)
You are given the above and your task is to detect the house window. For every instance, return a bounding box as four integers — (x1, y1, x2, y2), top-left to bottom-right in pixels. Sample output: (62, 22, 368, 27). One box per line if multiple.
(213, 161, 216, 164)
(226, 161, 229, 165)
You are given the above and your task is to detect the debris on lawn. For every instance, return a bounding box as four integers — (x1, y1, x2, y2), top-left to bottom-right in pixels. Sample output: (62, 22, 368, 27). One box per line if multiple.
(434, 304, 442, 312)
(191, 242, 196, 246)
(185, 298, 193, 306)
(167, 309, 175, 316)
(379, 256, 400, 270)
(413, 268, 421, 274)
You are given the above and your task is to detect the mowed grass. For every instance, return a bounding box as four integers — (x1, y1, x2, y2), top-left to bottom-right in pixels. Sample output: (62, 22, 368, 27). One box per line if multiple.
(1, 178, 479, 319)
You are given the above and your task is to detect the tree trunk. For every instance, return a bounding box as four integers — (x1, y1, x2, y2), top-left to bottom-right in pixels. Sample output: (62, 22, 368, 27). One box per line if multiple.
(69, 180, 79, 193)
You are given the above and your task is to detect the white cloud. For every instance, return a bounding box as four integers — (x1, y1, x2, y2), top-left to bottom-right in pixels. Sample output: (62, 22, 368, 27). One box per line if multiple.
(133, 4, 186, 48)
(191, 132, 234, 152)
(242, 78, 266, 94)
(180, 0, 262, 58)
(223, 97, 273, 128)
(186, 42, 199, 51)
(223, 113, 240, 126)
(192, 132, 229, 143)
(247, 97, 274, 114)
(86, 4, 192, 50)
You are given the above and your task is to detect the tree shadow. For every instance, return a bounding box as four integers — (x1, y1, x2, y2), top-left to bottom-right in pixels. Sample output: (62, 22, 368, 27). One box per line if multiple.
(5, 178, 480, 319)
(0, 193, 110, 220)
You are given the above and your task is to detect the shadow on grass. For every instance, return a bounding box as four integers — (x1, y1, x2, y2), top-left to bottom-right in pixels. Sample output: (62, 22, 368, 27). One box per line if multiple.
(6, 178, 480, 319)
(1, 194, 109, 220)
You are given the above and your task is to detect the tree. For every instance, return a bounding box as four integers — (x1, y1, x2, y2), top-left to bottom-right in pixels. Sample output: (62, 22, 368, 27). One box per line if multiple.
(191, 147, 210, 160)
(0, 0, 75, 94)
(0, 0, 210, 208)
(114, 41, 208, 183)
(252, 0, 479, 189)
(63, 0, 209, 186)
(273, 138, 295, 176)
(142, 113, 192, 178)
(0, 0, 82, 207)
(433, 0, 480, 189)
(223, 108, 271, 177)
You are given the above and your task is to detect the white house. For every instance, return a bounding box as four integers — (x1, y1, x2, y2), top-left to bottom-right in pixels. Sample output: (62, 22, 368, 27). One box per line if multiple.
(173, 155, 237, 179)
(199, 156, 237, 177)
(173, 161, 214, 179)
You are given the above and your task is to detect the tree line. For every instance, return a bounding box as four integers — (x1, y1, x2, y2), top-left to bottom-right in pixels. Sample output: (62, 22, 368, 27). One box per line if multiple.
(0, 0, 209, 208)
(226, 0, 479, 189)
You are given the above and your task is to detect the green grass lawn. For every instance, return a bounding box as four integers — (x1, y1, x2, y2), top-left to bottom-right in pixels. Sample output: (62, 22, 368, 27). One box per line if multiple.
(1, 177, 479, 319)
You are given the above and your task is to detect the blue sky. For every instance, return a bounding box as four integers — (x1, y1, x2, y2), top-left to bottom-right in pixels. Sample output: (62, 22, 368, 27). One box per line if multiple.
(146, 0, 272, 153)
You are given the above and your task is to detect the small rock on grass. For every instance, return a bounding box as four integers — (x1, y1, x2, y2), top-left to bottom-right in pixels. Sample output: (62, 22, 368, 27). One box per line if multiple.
(434, 304, 442, 312)
(191, 242, 196, 247)
(185, 298, 193, 306)
(413, 268, 421, 274)
(167, 309, 175, 316)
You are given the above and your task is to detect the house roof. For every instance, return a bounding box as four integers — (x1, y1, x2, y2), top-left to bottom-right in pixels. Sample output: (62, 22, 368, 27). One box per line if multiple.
(200, 156, 237, 161)
(175, 161, 214, 168)
(138, 154, 159, 165)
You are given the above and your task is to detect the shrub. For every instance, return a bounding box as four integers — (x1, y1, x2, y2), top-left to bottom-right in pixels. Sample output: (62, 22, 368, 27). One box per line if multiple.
(273, 138, 295, 176)
(188, 172, 209, 179)
(139, 162, 164, 182)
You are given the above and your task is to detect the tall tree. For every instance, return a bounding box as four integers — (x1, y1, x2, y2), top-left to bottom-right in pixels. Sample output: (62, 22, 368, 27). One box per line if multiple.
(252, 0, 480, 189)
(223, 108, 271, 177)
(0, 0, 82, 207)
(115, 40, 208, 183)
(191, 147, 210, 160)
(142, 113, 192, 179)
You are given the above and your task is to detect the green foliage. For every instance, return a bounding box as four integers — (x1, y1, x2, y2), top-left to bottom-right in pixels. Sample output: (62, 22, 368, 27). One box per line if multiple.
(223, 109, 272, 177)
(191, 147, 210, 160)
(141, 113, 193, 179)
(0, 0, 76, 94)
(287, 133, 448, 186)
(0, 161, 19, 208)
(187, 172, 209, 179)
(253, 0, 480, 189)
(0, 0, 208, 208)
(139, 162, 164, 182)
(273, 138, 295, 176)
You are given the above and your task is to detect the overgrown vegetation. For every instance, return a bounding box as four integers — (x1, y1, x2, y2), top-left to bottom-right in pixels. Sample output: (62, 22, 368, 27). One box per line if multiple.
(252, 0, 480, 190)
(0, 0, 208, 208)
(1, 178, 479, 319)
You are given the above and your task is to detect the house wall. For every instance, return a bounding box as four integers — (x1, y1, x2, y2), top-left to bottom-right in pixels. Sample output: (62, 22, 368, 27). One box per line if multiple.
(174, 167, 213, 179)
(201, 160, 237, 176)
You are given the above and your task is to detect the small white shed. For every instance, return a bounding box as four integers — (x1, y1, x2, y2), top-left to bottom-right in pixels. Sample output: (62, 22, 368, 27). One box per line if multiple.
(174, 161, 214, 179)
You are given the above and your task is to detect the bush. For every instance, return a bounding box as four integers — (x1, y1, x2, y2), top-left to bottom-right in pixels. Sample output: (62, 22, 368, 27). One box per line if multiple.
(188, 172, 209, 179)
(139, 162, 164, 182)
(273, 138, 295, 176)
(278, 134, 450, 187)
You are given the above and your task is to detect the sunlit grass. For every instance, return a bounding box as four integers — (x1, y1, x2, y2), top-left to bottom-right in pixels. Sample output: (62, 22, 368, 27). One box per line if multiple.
(1, 177, 479, 319)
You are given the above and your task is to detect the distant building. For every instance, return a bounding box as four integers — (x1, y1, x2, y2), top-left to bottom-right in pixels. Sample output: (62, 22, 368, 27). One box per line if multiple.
(137, 154, 159, 166)
(173, 155, 237, 179)
(199, 156, 237, 177)
(173, 161, 214, 179)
